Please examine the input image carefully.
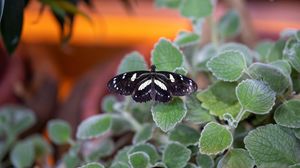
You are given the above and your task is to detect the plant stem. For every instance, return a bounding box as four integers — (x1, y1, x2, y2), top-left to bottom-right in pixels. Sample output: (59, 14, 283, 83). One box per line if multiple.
(235, 107, 245, 124)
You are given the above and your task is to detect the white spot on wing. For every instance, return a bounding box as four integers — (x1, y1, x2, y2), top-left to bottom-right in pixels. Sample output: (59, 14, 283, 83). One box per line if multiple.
(122, 73, 126, 79)
(154, 80, 167, 90)
(131, 73, 137, 81)
(138, 79, 152, 90)
(169, 74, 175, 82)
(180, 75, 183, 80)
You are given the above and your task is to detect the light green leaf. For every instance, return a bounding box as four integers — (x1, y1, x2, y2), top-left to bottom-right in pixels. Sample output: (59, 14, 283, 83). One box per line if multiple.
(274, 100, 300, 128)
(129, 143, 159, 165)
(110, 162, 130, 168)
(112, 146, 132, 164)
(248, 63, 292, 94)
(163, 142, 191, 168)
(193, 44, 217, 71)
(151, 98, 187, 132)
(266, 38, 285, 62)
(111, 114, 132, 135)
(196, 154, 214, 168)
(218, 10, 240, 38)
(294, 128, 300, 140)
(179, 0, 213, 19)
(283, 36, 300, 72)
(236, 79, 276, 114)
(47, 119, 71, 145)
(290, 163, 300, 168)
(185, 93, 213, 124)
(101, 95, 117, 113)
(244, 124, 300, 167)
(79, 162, 105, 168)
(76, 114, 112, 140)
(118, 51, 147, 74)
(174, 31, 200, 47)
(28, 135, 52, 158)
(207, 50, 247, 81)
(155, 0, 181, 9)
(270, 60, 292, 75)
(197, 81, 241, 118)
(255, 41, 274, 62)
(218, 42, 253, 65)
(63, 153, 80, 168)
(199, 122, 233, 155)
(168, 124, 200, 146)
(174, 66, 188, 75)
(151, 38, 184, 71)
(217, 148, 254, 168)
(133, 124, 153, 144)
(86, 139, 114, 161)
(129, 152, 150, 168)
(0, 105, 36, 135)
(10, 140, 35, 168)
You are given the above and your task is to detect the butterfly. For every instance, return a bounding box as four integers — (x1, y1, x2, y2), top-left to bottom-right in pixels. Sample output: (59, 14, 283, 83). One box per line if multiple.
(107, 65, 198, 103)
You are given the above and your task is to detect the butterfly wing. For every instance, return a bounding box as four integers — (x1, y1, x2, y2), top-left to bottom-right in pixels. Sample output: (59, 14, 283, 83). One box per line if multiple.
(153, 78, 172, 102)
(132, 77, 153, 102)
(156, 71, 198, 96)
(107, 71, 149, 95)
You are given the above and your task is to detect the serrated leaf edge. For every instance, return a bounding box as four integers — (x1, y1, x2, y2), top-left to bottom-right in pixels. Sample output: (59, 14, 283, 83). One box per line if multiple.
(199, 122, 233, 155)
(207, 50, 247, 82)
(235, 79, 276, 114)
(274, 100, 300, 128)
(128, 151, 151, 168)
(162, 142, 192, 167)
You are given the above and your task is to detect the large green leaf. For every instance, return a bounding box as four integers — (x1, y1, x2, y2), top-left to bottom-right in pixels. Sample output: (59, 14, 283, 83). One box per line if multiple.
(163, 142, 191, 168)
(151, 98, 187, 132)
(197, 81, 241, 118)
(193, 44, 217, 71)
(0, 0, 24, 54)
(207, 50, 247, 81)
(133, 124, 153, 144)
(179, 0, 213, 19)
(174, 31, 200, 47)
(118, 51, 148, 74)
(217, 148, 254, 168)
(270, 60, 292, 76)
(236, 79, 276, 114)
(10, 140, 35, 168)
(185, 93, 213, 124)
(86, 139, 114, 161)
(266, 38, 285, 62)
(255, 41, 274, 62)
(283, 36, 300, 72)
(196, 154, 214, 168)
(151, 38, 184, 71)
(47, 119, 72, 145)
(218, 10, 240, 39)
(274, 100, 300, 128)
(101, 95, 117, 113)
(168, 124, 200, 146)
(218, 42, 253, 65)
(248, 63, 292, 95)
(244, 124, 300, 167)
(28, 135, 52, 158)
(76, 114, 112, 140)
(199, 122, 233, 155)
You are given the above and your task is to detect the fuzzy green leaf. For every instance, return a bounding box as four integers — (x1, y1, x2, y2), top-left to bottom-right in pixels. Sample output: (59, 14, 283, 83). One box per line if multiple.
(168, 124, 200, 146)
(185, 93, 213, 124)
(79, 162, 105, 168)
(283, 36, 300, 72)
(163, 142, 191, 168)
(0, 105, 36, 135)
(129, 143, 159, 165)
(196, 154, 214, 168)
(151, 98, 187, 132)
(174, 31, 200, 47)
(133, 124, 153, 144)
(218, 10, 240, 38)
(217, 148, 254, 168)
(118, 51, 147, 74)
(194, 44, 217, 71)
(111, 114, 132, 135)
(76, 114, 112, 140)
(294, 128, 300, 140)
(47, 119, 71, 145)
(270, 60, 292, 75)
(236, 79, 276, 114)
(274, 100, 300, 128)
(199, 122, 233, 155)
(207, 50, 247, 81)
(255, 41, 274, 62)
(110, 162, 130, 168)
(101, 95, 117, 113)
(112, 146, 132, 164)
(197, 81, 241, 118)
(129, 152, 150, 168)
(86, 139, 114, 161)
(155, 0, 181, 9)
(151, 38, 184, 71)
(10, 140, 35, 168)
(29, 135, 52, 158)
(266, 39, 285, 62)
(63, 153, 81, 168)
(180, 0, 213, 19)
(248, 63, 291, 95)
(244, 124, 300, 167)
(218, 42, 253, 65)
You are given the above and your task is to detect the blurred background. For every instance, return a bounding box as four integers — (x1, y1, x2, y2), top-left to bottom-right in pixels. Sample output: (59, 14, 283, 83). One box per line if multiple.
(1, 0, 300, 132)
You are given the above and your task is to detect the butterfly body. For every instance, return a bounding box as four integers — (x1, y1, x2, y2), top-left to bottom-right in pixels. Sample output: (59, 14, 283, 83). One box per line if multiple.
(107, 65, 197, 103)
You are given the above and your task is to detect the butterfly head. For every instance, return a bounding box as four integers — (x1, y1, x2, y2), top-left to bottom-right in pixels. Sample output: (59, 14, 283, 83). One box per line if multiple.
(150, 65, 156, 72)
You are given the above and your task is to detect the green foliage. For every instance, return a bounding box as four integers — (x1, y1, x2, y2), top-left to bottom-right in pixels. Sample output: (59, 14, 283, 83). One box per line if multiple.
(218, 10, 240, 39)
(47, 119, 72, 145)
(128, 152, 150, 168)
(217, 148, 254, 168)
(79, 162, 105, 168)
(274, 100, 300, 128)
(118, 51, 148, 74)
(133, 124, 153, 144)
(163, 142, 191, 168)
(179, 0, 213, 19)
(168, 124, 200, 146)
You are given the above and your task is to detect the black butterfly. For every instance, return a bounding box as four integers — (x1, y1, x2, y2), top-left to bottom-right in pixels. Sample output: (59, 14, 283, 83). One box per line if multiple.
(107, 65, 198, 103)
